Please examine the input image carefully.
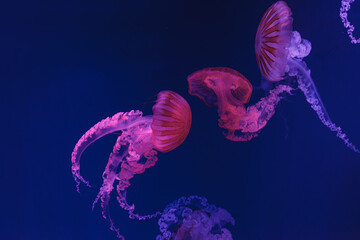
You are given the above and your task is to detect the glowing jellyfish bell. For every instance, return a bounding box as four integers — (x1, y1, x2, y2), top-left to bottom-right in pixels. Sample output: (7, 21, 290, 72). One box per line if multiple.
(255, 1, 359, 153)
(255, 1, 293, 82)
(156, 196, 235, 240)
(71, 90, 192, 239)
(188, 67, 252, 130)
(188, 67, 292, 141)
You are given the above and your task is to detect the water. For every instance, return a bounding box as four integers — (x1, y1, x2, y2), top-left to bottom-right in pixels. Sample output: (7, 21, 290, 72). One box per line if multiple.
(1, 0, 360, 239)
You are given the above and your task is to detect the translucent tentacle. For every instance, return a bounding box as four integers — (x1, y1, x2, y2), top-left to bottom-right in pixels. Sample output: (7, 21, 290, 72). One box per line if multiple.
(71, 110, 148, 191)
(92, 135, 124, 211)
(224, 84, 293, 141)
(289, 58, 360, 153)
(116, 149, 161, 220)
(340, 0, 360, 44)
(91, 135, 129, 240)
(92, 125, 160, 238)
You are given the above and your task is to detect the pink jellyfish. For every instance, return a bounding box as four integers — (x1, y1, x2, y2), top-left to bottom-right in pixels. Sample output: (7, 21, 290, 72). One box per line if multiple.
(255, 1, 359, 152)
(188, 67, 292, 141)
(71, 90, 192, 239)
(340, 0, 360, 44)
(156, 196, 235, 240)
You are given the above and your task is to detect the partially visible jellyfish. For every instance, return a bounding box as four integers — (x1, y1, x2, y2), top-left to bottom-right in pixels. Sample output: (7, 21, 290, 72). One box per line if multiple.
(156, 196, 235, 240)
(255, 1, 359, 152)
(188, 67, 293, 141)
(71, 90, 192, 239)
(340, 0, 360, 44)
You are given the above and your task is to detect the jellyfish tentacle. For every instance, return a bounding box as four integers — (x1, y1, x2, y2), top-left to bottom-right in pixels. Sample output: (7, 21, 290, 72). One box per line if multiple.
(71, 110, 148, 191)
(92, 135, 125, 211)
(93, 124, 160, 238)
(116, 148, 162, 220)
(251, 84, 293, 130)
(340, 0, 360, 44)
(288, 58, 331, 122)
(288, 58, 360, 153)
(224, 84, 293, 141)
(71, 91, 192, 239)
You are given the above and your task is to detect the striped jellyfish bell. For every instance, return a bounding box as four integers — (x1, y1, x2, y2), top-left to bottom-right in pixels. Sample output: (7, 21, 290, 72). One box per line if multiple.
(151, 91, 192, 153)
(255, 1, 293, 82)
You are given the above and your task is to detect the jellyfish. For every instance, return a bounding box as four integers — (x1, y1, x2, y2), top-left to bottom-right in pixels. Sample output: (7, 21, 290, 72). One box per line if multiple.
(156, 196, 235, 240)
(71, 90, 192, 239)
(255, 1, 359, 152)
(340, 0, 360, 44)
(188, 67, 293, 141)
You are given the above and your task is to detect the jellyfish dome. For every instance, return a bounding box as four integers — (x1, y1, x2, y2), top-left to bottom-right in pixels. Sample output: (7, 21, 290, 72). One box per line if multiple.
(71, 90, 192, 239)
(188, 67, 292, 141)
(255, 1, 293, 82)
(156, 196, 235, 240)
(255, 0, 359, 153)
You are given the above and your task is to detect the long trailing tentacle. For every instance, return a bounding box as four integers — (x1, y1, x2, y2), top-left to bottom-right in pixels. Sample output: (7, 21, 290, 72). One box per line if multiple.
(116, 149, 162, 220)
(91, 135, 128, 240)
(71, 110, 150, 192)
(92, 129, 161, 238)
(289, 58, 360, 153)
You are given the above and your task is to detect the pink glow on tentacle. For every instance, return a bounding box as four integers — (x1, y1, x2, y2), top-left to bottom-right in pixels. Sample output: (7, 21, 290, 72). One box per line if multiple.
(91, 134, 133, 240)
(116, 148, 161, 220)
(93, 119, 157, 219)
(224, 84, 293, 141)
(71, 91, 192, 239)
(92, 118, 161, 237)
(71, 110, 146, 192)
(117, 150, 161, 220)
(92, 135, 125, 211)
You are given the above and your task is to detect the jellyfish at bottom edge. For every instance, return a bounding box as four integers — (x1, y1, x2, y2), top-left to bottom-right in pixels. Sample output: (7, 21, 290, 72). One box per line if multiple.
(156, 196, 235, 240)
(187, 67, 293, 141)
(71, 90, 192, 239)
(255, 0, 359, 153)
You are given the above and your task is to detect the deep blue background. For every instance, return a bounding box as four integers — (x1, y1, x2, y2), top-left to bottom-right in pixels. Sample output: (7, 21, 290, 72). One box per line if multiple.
(2, 0, 360, 239)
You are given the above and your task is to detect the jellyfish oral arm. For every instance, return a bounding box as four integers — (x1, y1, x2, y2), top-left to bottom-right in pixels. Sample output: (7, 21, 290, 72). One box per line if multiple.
(340, 0, 360, 44)
(116, 149, 161, 220)
(288, 58, 360, 153)
(71, 110, 149, 191)
(288, 58, 331, 122)
(223, 84, 293, 141)
(92, 132, 160, 239)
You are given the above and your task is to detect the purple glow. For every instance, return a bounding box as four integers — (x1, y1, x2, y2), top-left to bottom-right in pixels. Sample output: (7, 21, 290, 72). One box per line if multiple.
(156, 196, 235, 240)
(259, 2, 359, 152)
(71, 91, 192, 239)
(340, 0, 360, 44)
(286, 31, 359, 153)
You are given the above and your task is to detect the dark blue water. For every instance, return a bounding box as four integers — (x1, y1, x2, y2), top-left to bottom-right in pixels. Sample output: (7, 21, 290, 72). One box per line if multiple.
(2, 0, 360, 239)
